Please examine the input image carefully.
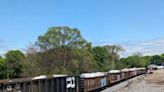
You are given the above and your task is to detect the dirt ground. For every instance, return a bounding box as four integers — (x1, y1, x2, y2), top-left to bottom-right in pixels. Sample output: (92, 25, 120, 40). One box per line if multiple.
(102, 69, 164, 92)
(146, 69, 164, 85)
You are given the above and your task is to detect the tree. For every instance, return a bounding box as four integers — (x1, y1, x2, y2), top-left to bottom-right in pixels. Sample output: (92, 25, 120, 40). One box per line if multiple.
(0, 56, 5, 79)
(22, 26, 95, 76)
(120, 53, 150, 68)
(91, 46, 109, 71)
(36, 26, 87, 50)
(160, 54, 164, 63)
(21, 45, 42, 77)
(150, 55, 162, 65)
(121, 53, 138, 68)
(104, 45, 124, 69)
(91, 45, 124, 71)
(141, 56, 151, 67)
(5, 50, 25, 79)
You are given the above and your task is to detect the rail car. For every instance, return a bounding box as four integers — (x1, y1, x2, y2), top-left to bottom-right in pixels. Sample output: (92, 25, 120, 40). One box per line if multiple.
(108, 70, 121, 84)
(0, 68, 146, 92)
(79, 72, 108, 92)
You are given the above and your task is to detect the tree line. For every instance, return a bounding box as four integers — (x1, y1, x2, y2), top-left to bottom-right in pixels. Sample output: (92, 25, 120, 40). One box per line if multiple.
(0, 26, 164, 79)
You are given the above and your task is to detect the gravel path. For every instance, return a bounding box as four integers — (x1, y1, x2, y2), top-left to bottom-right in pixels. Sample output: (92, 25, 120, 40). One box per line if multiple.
(102, 69, 164, 92)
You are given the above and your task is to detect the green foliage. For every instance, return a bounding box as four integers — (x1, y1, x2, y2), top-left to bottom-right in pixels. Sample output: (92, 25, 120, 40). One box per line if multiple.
(0, 56, 5, 79)
(2, 26, 164, 79)
(22, 26, 96, 77)
(5, 50, 25, 79)
(120, 54, 156, 68)
(141, 56, 151, 67)
(92, 46, 109, 71)
(121, 53, 144, 68)
(104, 45, 124, 69)
(121, 56, 141, 67)
(150, 55, 162, 65)
(0, 50, 25, 79)
(36, 26, 87, 50)
(3, 26, 153, 78)
(91, 45, 124, 71)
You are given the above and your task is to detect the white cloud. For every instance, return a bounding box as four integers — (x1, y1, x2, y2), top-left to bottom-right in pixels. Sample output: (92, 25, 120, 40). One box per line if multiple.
(0, 40, 7, 57)
(121, 38, 164, 57)
(0, 51, 6, 57)
(93, 38, 164, 57)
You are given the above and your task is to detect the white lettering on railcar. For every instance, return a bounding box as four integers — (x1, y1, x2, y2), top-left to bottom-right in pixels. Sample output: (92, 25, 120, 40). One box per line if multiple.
(7, 85, 12, 91)
(66, 77, 75, 88)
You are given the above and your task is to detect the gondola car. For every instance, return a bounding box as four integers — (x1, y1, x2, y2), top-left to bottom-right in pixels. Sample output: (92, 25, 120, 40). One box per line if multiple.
(108, 70, 121, 83)
(79, 72, 107, 92)
(0, 68, 146, 92)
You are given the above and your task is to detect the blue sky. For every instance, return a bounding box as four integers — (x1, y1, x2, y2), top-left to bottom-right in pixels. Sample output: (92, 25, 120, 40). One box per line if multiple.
(0, 0, 164, 56)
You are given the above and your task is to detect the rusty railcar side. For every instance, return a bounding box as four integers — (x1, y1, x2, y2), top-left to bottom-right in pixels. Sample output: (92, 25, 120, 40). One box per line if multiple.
(79, 75, 107, 92)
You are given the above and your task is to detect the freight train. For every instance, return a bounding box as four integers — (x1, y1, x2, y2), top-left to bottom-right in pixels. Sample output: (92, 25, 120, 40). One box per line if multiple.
(0, 68, 146, 92)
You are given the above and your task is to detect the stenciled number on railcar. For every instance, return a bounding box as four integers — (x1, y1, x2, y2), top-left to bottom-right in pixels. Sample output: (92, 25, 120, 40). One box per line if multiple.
(66, 77, 75, 88)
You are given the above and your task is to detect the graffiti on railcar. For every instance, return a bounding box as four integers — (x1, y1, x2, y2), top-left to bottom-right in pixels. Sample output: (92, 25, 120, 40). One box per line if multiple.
(101, 77, 107, 87)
